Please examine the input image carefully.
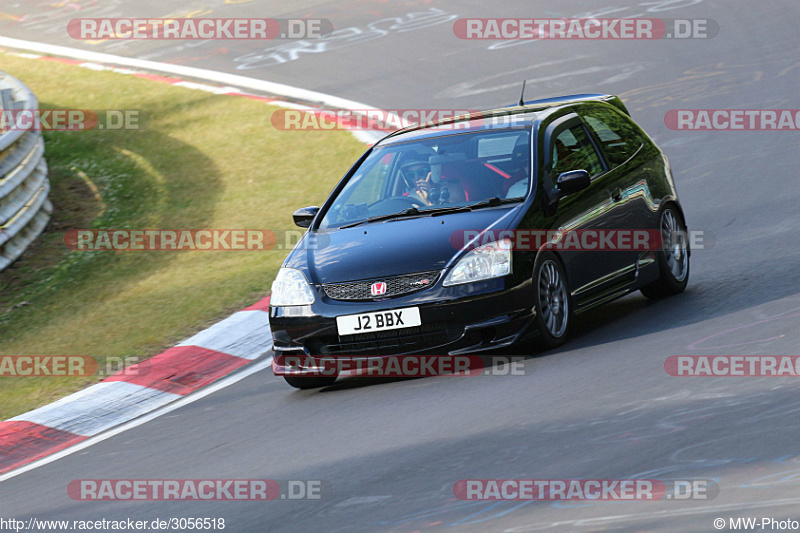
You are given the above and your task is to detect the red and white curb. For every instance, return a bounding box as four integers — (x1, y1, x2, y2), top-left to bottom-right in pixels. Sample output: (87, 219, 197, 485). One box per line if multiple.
(0, 297, 272, 476)
(0, 37, 385, 477)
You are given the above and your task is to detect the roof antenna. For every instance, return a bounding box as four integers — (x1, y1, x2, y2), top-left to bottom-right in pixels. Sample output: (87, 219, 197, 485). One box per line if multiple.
(518, 80, 527, 107)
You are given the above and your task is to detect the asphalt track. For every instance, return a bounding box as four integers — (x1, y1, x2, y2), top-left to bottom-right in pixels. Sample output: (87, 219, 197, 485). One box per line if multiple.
(2, 0, 800, 531)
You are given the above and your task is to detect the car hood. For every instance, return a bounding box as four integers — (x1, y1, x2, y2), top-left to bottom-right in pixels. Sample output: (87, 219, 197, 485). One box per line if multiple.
(285, 206, 522, 284)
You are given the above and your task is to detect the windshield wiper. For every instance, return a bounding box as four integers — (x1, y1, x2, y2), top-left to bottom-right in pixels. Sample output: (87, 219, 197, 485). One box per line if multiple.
(467, 196, 523, 210)
(426, 198, 522, 214)
(425, 205, 475, 216)
(338, 198, 522, 229)
(339, 207, 423, 229)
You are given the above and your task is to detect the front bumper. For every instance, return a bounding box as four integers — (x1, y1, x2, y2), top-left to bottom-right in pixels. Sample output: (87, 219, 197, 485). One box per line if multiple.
(270, 276, 534, 375)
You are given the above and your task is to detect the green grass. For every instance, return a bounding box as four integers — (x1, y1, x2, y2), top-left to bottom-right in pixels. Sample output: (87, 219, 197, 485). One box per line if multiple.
(0, 53, 365, 420)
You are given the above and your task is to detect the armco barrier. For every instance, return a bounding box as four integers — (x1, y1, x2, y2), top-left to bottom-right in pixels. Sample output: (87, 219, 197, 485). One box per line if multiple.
(0, 70, 51, 271)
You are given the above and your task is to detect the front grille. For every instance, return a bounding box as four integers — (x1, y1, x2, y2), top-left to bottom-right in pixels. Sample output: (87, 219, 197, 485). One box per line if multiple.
(323, 271, 440, 301)
(308, 322, 462, 355)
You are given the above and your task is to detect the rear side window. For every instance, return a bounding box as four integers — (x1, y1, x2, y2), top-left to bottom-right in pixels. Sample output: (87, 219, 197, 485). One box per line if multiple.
(581, 107, 643, 166)
(550, 123, 604, 180)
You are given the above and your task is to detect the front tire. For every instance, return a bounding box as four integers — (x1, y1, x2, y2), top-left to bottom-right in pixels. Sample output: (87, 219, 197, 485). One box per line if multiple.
(533, 252, 573, 348)
(641, 205, 690, 299)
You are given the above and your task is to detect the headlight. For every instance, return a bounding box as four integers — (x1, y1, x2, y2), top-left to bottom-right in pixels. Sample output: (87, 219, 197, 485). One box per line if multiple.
(270, 268, 316, 306)
(443, 239, 512, 286)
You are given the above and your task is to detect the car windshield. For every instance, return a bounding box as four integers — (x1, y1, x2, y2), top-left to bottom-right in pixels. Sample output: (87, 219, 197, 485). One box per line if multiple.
(319, 129, 532, 229)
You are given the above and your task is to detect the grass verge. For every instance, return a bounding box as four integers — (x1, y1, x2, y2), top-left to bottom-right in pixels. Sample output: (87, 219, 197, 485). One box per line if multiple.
(0, 52, 365, 419)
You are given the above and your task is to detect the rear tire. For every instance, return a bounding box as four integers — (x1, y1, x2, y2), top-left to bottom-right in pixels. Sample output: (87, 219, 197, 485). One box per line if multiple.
(283, 374, 338, 389)
(641, 205, 690, 299)
(532, 252, 573, 348)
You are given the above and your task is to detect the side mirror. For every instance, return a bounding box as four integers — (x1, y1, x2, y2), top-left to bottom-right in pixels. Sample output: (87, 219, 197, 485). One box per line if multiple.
(293, 206, 319, 228)
(556, 170, 591, 195)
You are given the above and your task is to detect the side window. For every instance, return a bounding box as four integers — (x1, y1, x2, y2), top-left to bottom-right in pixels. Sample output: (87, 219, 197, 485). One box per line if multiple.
(550, 123, 604, 181)
(581, 107, 643, 166)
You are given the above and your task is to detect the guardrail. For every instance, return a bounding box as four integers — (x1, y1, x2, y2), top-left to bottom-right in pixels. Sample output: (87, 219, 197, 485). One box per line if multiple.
(0, 70, 51, 271)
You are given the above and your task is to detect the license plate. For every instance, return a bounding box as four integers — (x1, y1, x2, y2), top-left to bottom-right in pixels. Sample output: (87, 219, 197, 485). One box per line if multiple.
(336, 307, 421, 336)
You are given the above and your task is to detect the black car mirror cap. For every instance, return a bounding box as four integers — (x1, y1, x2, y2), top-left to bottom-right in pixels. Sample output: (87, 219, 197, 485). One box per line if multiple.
(293, 206, 320, 228)
(556, 170, 591, 196)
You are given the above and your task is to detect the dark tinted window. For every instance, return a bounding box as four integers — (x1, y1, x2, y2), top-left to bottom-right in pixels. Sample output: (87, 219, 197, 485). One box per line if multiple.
(550, 123, 603, 181)
(581, 106, 643, 166)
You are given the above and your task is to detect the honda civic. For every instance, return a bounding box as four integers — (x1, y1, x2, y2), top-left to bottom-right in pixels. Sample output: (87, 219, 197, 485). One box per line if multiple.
(269, 94, 689, 388)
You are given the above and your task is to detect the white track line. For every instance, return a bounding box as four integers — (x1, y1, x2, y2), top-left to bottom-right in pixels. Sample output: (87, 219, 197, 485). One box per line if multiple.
(0, 356, 272, 481)
(0, 37, 389, 145)
(0, 36, 376, 111)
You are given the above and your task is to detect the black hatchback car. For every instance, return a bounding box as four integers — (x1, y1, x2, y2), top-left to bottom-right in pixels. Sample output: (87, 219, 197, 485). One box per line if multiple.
(270, 94, 689, 388)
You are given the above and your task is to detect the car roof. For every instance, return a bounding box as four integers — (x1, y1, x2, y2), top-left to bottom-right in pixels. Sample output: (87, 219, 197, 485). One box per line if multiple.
(377, 93, 629, 146)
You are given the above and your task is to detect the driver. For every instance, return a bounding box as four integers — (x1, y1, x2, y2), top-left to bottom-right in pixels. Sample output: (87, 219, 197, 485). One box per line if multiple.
(400, 157, 465, 206)
(401, 159, 436, 206)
